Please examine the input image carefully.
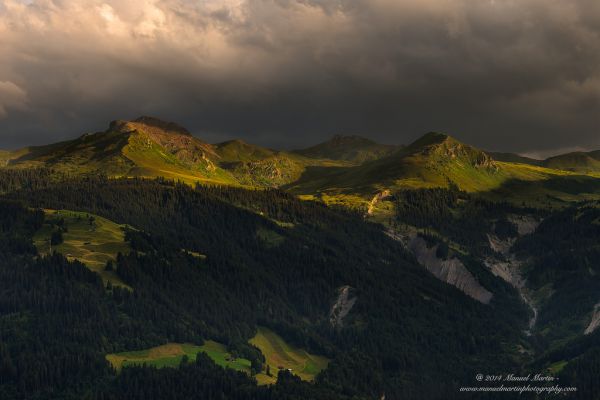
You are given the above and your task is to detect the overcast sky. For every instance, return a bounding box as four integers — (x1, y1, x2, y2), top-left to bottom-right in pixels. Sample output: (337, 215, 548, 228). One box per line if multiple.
(0, 0, 598, 156)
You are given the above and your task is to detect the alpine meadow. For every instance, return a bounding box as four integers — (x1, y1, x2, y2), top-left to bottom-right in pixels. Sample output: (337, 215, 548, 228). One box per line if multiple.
(1, 1, 600, 399)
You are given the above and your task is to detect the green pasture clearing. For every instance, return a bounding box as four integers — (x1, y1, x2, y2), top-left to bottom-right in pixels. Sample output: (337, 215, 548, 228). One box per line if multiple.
(33, 209, 132, 288)
(106, 341, 251, 373)
(250, 326, 330, 385)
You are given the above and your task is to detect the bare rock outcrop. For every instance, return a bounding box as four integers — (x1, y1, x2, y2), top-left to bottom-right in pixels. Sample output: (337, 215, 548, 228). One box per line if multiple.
(408, 236, 493, 304)
(330, 285, 357, 328)
(508, 214, 539, 236)
(485, 224, 539, 334)
(584, 303, 600, 335)
(367, 190, 391, 216)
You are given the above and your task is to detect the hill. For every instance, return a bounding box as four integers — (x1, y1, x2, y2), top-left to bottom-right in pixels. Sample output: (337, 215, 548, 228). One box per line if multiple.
(293, 134, 399, 164)
(488, 151, 542, 166)
(543, 151, 600, 173)
(285, 132, 583, 209)
(3, 118, 600, 209)
(2, 117, 347, 187)
(490, 149, 600, 174)
(4, 116, 236, 184)
(214, 139, 341, 187)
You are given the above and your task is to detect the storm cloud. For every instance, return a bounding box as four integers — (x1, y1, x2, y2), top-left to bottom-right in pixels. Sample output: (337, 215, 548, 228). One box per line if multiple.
(0, 0, 598, 154)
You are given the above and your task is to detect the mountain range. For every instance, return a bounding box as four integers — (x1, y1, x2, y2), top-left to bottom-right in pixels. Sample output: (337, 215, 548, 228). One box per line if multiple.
(2, 116, 600, 211)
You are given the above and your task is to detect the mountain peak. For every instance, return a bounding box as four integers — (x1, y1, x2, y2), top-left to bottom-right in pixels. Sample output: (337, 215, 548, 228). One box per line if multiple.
(328, 134, 376, 147)
(294, 135, 398, 164)
(406, 132, 496, 169)
(108, 116, 192, 136)
(132, 116, 192, 136)
(408, 132, 452, 149)
(217, 139, 250, 147)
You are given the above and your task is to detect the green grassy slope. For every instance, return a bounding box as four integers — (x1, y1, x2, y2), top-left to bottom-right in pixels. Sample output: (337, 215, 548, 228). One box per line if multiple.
(3, 118, 600, 207)
(2, 117, 347, 187)
(33, 209, 131, 288)
(106, 328, 329, 386)
(215, 140, 278, 163)
(293, 134, 400, 164)
(106, 341, 251, 373)
(287, 133, 497, 196)
(488, 151, 542, 166)
(491, 149, 600, 174)
(249, 326, 329, 385)
(121, 123, 238, 185)
(543, 151, 600, 173)
(214, 139, 349, 187)
(7, 132, 133, 175)
(286, 132, 588, 209)
(4, 117, 239, 185)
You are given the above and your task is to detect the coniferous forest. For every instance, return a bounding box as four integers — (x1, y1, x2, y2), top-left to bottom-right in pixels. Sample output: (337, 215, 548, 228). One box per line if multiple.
(0, 174, 519, 398)
(0, 170, 599, 399)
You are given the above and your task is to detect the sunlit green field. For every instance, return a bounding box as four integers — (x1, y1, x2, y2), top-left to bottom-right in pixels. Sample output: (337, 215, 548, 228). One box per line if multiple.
(106, 341, 251, 373)
(33, 209, 132, 288)
(250, 326, 329, 385)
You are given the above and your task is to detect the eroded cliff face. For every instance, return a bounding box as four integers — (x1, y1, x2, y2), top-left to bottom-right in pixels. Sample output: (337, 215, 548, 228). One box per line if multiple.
(584, 303, 600, 335)
(508, 215, 539, 236)
(386, 215, 541, 307)
(367, 190, 391, 216)
(484, 215, 540, 334)
(408, 236, 493, 304)
(330, 285, 357, 328)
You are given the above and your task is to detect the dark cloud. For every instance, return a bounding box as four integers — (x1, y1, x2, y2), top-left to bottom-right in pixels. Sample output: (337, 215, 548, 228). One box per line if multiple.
(0, 0, 598, 154)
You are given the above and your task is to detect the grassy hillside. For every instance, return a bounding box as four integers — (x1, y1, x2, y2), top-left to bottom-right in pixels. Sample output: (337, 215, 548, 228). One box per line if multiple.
(214, 139, 349, 187)
(250, 326, 330, 385)
(488, 151, 542, 166)
(2, 117, 238, 185)
(7, 132, 134, 176)
(33, 209, 131, 288)
(286, 133, 600, 211)
(216, 145, 312, 186)
(287, 133, 501, 197)
(1, 117, 349, 187)
(543, 151, 600, 173)
(293, 134, 399, 164)
(215, 140, 278, 163)
(106, 341, 252, 373)
(3, 118, 600, 210)
(490, 150, 600, 174)
(121, 124, 238, 185)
